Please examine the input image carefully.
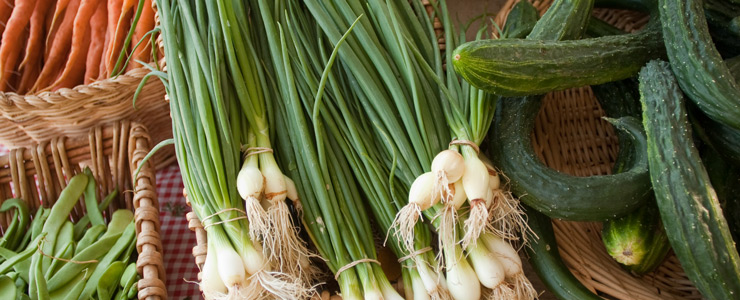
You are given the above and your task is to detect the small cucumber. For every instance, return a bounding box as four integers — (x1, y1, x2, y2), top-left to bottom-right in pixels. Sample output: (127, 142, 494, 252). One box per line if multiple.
(640, 60, 740, 299)
(602, 202, 670, 275)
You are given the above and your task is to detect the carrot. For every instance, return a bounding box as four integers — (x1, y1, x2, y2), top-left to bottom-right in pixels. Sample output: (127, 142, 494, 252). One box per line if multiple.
(0, 0, 37, 90)
(50, 0, 99, 90)
(5, 26, 29, 92)
(31, 0, 81, 92)
(103, 0, 123, 77)
(0, 0, 14, 36)
(84, 0, 105, 84)
(45, 0, 71, 58)
(17, 0, 53, 93)
(127, 0, 154, 72)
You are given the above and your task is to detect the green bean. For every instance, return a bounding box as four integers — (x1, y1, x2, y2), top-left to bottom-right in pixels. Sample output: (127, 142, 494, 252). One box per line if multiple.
(30, 209, 49, 241)
(0, 235, 44, 274)
(17, 292, 30, 300)
(49, 273, 84, 300)
(0, 199, 29, 251)
(75, 225, 106, 255)
(0, 275, 17, 299)
(118, 236, 136, 262)
(40, 174, 88, 272)
(82, 169, 104, 227)
(73, 190, 118, 240)
(119, 263, 137, 290)
(96, 261, 125, 300)
(0, 247, 17, 260)
(32, 252, 49, 300)
(78, 222, 135, 299)
(101, 210, 134, 240)
(126, 281, 137, 299)
(44, 242, 74, 280)
(52, 222, 73, 259)
(45, 234, 120, 291)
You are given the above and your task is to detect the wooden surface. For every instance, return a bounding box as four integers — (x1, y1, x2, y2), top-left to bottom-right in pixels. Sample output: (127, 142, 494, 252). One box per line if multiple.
(449, 1, 557, 299)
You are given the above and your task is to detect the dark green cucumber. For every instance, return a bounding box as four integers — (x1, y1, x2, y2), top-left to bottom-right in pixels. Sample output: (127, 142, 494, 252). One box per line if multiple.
(691, 104, 740, 166)
(451, 20, 664, 96)
(659, 0, 740, 130)
(704, 0, 740, 58)
(526, 209, 602, 300)
(527, 0, 594, 40)
(492, 100, 651, 220)
(601, 202, 670, 275)
(501, 0, 539, 39)
(728, 55, 740, 80)
(639, 60, 740, 299)
(585, 17, 626, 37)
(702, 147, 740, 246)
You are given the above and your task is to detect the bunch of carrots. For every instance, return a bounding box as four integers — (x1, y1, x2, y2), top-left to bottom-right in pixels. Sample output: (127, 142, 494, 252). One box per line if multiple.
(0, 0, 156, 94)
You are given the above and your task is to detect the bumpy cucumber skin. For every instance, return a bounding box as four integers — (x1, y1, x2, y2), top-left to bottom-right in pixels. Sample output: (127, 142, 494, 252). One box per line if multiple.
(526, 209, 602, 300)
(492, 99, 652, 221)
(659, 0, 740, 130)
(451, 22, 664, 97)
(640, 60, 740, 299)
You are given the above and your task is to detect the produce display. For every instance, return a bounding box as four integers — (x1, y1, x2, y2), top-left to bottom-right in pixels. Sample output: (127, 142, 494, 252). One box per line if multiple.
(0, 0, 156, 93)
(2, 0, 739, 299)
(0, 169, 138, 299)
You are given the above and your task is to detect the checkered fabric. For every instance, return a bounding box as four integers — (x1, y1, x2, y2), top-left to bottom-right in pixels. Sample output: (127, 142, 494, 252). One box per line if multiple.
(0, 145, 202, 299)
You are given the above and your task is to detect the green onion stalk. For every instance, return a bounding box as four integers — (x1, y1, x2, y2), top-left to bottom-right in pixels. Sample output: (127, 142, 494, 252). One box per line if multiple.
(262, 1, 452, 299)
(153, 0, 313, 298)
(257, 1, 406, 299)
(302, 0, 535, 299)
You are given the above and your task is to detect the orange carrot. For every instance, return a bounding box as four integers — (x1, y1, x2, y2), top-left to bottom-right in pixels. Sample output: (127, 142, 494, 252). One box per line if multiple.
(50, 0, 99, 90)
(84, 0, 105, 84)
(103, 0, 123, 77)
(0, 0, 15, 36)
(17, 0, 53, 93)
(45, 0, 71, 57)
(0, 0, 37, 90)
(5, 27, 29, 92)
(127, 0, 154, 72)
(31, 0, 81, 92)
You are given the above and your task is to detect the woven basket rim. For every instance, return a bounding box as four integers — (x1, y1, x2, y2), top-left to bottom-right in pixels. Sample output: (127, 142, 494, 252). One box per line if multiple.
(0, 120, 168, 300)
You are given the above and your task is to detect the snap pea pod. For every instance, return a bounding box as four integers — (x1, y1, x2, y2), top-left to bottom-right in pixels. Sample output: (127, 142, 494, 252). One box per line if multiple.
(49, 273, 85, 300)
(44, 242, 74, 280)
(78, 223, 136, 299)
(101, 210, 134, 240)
(45, 234, 121, 291)
(0, 199, 30, 251)
(97, 261, 125, 300)
(39, 174, 88, 272)
(82, 169, 104, 227)
(75, 225, 106, 255)
(119, 263, 137, 292)
(0, 275, 17, 299)
(126, 282, 137, 299)
(73, 190, 118, 240)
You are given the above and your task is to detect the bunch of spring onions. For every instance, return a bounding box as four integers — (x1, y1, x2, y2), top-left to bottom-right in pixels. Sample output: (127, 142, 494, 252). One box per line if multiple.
(259, 1, 452, 299)
(153, 0, 313, 298)
(257, 1, 412, 299)
(301, 0, 536, 299)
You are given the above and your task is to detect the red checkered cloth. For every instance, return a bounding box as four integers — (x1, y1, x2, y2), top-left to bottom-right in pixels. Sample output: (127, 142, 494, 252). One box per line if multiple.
(0, 145, 202, 299)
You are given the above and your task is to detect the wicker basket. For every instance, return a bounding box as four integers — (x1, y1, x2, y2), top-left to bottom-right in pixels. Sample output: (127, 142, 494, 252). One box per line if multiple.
(0, 120, 167, 300)
(495, 0, 702, 299)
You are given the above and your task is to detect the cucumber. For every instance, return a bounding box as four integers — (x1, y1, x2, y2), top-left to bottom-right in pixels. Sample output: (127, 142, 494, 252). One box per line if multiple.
(702, 147, 740, 247)
(585, 17, 626, 37)
(493, 100, 651, 220)
(659, 0, 740, 130)
(501, 0, 539, 39)
(527, 0, 594, 40)
(526, 209, 602, 300)
(451, 20, 664, 96)
(601, 202, 670, 275)
(704, 0, 740, 58)
(691, 105, 740, 166)
(639, 60, 740, 299)
(728, 55, 740, 80)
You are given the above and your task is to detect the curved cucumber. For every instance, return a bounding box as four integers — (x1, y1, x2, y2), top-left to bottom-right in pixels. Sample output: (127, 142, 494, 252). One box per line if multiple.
(526, 209, 602, 300)
(492, 99, 651, 220)
(659, 0, 740, 130)
(640, 60, 740, 299)
(501, 0, 539, 39)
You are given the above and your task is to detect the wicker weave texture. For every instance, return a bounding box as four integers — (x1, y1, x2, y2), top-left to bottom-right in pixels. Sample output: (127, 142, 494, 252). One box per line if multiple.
(0, 121, 167, 300)
(495, 1, 701, 299)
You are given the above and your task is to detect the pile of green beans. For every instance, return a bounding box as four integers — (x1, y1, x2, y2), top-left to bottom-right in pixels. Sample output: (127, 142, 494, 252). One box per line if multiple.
(0, 169, 138, 300)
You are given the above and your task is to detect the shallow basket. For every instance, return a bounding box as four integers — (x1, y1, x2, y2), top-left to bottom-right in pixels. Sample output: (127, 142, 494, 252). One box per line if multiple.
(496, 0, 701, 299)
(0, 120, 167, 300)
